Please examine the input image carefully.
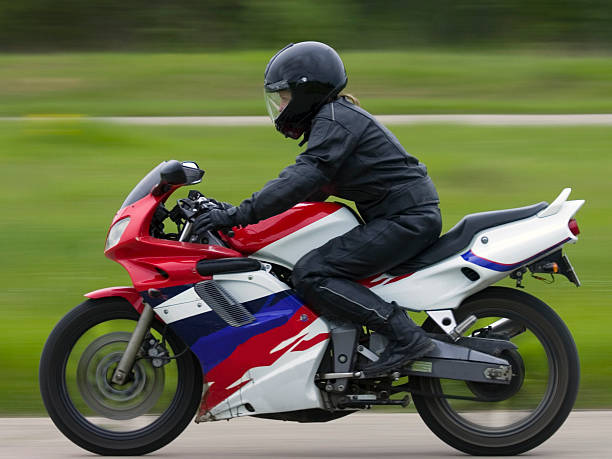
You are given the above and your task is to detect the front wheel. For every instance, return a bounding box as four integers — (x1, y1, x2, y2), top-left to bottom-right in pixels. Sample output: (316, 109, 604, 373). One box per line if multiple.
(412, 286, 580, 456)
(40, 297, 203, 456)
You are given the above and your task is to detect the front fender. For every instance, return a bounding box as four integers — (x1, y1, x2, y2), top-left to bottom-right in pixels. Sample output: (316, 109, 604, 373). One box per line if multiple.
(85, 286, 144, 313)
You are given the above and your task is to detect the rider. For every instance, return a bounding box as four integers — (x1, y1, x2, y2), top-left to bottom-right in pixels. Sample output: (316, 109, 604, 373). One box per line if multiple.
(194, 41, 442, 374)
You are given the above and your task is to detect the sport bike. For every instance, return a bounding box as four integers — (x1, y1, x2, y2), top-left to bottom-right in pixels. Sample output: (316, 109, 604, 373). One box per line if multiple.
(40, 160, 584, 456)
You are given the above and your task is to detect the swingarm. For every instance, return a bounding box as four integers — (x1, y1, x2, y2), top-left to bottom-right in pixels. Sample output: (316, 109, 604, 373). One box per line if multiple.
(317, 337, 518, 409)
(318, 336, 515, 386)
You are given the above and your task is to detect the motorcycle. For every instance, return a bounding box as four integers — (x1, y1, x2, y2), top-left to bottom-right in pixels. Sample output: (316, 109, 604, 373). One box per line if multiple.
(40, 160, 584, 456)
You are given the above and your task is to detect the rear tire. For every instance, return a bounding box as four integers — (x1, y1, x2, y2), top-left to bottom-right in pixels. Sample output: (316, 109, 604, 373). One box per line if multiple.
(412, 286, 579, 456)
(40, 297, 203, 456)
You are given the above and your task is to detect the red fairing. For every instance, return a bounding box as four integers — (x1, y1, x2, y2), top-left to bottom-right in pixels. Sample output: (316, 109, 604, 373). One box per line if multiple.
(223, 202, 343, 254)
(85, 286, 145, 313)
(358, 272, 414, 288)
(105, 191, 242, 291)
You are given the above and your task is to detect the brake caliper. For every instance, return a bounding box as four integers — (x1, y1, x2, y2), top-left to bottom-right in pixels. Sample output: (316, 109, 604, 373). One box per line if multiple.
(141, 334, 171, 368)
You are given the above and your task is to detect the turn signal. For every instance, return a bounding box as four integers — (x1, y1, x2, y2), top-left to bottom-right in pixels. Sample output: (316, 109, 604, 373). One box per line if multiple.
(541, 262, 559, 273)
(568, 218, 580, 236)
(551, 262, 559, 273)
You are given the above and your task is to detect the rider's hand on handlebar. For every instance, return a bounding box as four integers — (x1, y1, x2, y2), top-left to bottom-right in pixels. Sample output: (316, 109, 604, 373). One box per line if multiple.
(193, 208, 237, 235)
(207, 198, 233, 211)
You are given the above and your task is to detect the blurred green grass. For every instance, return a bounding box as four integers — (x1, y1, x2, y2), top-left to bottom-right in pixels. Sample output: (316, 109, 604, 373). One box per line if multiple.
(0, 120, 610, 414)
(2, 49, 612, 116)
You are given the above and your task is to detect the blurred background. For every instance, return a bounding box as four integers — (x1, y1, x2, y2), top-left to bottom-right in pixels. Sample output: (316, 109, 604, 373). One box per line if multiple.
(1, 0, 611, 414)
(3, 0, 612, 52)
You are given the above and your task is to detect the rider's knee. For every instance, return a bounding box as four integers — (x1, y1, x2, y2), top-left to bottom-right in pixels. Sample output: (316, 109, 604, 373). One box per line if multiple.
(292, 254, 322, 292)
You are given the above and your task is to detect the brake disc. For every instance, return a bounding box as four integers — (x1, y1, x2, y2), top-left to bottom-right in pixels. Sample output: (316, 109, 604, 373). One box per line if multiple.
(76, 332, 165, 420)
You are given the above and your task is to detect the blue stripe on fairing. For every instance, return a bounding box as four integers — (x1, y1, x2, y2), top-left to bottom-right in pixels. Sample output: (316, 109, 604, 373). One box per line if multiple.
(169, 290, 305, 373)
(461, 238, 571, 272)
(168, 289, 295, 345)
(139, 284, 194, 307)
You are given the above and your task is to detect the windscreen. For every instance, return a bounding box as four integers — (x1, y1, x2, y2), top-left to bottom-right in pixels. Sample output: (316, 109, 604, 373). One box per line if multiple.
(120, 162, 165, 209)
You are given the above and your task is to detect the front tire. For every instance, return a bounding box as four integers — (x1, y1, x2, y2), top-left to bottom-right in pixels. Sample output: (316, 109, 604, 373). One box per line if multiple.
(40, 297, 203, 456)
(412, 287, 579, 456)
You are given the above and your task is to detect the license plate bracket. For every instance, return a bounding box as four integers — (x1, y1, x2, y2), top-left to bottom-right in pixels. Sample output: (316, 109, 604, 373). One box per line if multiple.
(529, 250, 581, 287)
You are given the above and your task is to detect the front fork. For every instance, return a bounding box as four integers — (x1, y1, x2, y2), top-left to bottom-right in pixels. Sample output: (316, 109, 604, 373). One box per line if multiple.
(111, 303, 155, 385)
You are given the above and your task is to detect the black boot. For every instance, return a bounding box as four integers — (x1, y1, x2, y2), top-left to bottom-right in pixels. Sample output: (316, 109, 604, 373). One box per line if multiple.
(363, 307, 436, 375)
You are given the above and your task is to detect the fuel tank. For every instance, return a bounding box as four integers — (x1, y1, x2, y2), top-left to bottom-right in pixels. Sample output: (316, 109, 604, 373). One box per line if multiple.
(224, 202, 360, 268)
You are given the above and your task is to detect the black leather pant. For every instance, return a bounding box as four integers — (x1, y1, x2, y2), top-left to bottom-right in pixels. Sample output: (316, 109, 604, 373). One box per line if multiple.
(292, 205, 442, 332)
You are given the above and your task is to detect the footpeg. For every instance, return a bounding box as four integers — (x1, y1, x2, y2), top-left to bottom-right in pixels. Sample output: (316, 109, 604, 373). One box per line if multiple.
(317, 371, 364, 380)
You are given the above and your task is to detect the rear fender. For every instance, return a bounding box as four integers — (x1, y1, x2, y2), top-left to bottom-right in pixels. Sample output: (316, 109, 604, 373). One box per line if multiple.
(85, 286, 144, 313)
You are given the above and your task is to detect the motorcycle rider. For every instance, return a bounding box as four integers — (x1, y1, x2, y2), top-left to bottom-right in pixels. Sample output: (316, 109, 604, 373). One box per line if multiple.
(194, 41, 441, 374)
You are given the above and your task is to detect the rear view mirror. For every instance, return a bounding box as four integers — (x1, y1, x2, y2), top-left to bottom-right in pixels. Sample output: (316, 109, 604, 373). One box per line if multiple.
(160, 160, 187, 185)
(182, 161, 204, 185)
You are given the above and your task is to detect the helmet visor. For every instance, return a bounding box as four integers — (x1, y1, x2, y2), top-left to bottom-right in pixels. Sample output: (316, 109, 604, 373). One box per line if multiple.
(264, 89, 292, 122)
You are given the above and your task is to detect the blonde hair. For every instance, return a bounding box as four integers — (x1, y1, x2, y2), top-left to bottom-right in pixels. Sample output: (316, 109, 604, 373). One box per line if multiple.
(339, 93, 360, 106)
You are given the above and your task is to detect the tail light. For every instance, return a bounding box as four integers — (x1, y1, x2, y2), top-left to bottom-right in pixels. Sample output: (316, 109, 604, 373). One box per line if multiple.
(568, 218, 580, 236)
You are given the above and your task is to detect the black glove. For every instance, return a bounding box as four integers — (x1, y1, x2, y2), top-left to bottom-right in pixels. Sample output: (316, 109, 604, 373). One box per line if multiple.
(208, 198, 233, 211)
(192, 208, 237, 235)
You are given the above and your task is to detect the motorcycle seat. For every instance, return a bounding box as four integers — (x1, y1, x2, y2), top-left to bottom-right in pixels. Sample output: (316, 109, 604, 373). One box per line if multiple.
(389, 201, 549, 274)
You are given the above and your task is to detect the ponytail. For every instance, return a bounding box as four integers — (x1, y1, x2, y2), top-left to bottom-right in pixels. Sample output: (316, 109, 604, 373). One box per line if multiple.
(339, 93, 361, 106)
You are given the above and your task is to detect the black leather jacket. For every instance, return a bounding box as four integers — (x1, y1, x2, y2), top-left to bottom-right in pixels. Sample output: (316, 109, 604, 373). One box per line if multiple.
(233, 97, 439, 225)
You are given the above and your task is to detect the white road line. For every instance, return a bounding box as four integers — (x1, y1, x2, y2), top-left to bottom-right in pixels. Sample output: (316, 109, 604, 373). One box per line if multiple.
(2, 114, 612, 125)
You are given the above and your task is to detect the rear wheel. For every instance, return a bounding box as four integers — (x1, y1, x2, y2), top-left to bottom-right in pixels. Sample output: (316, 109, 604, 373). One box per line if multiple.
(40, 297, 203, 456)
(412, 286, 579, 456)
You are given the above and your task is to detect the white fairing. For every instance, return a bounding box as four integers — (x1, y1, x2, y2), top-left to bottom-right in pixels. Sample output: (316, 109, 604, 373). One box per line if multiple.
(206, 317, 330, 420)
(152, 287, 211, 324)
(253, 190, 583, 312)
(252, 206, 360, 268)
(207, 270, 331, 419)
(153, 270, 289, 324)
(208, 271, 331, 419)
(213, 270, 289, 303)
(153, 269, 332, 421)
(374, 196, 584, 311)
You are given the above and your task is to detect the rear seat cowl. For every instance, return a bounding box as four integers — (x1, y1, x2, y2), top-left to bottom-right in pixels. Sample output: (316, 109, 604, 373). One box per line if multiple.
(389, 202, 549, 275)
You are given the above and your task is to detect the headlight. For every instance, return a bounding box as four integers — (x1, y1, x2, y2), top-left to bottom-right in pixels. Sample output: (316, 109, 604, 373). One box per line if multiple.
(105, 217, 130, 250)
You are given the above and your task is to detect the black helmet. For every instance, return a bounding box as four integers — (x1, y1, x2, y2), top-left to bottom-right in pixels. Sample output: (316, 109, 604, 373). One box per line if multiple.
(264, 41, 348, 139)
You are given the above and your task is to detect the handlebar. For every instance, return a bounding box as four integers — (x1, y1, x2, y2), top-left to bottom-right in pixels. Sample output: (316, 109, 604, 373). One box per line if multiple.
(154, 189, 231, 244)
(176, 191, 232, 244)
(179, 221, 194, 242)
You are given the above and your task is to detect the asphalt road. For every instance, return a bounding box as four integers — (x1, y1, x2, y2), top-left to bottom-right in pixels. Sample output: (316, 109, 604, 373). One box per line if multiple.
(1, 411, 610, 458)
